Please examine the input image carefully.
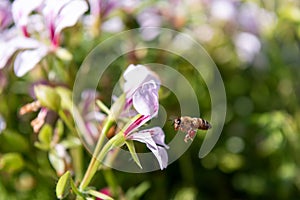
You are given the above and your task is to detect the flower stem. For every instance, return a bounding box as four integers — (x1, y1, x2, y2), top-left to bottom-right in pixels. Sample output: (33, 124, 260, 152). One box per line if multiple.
(79, 118, 115, 190)
(78, 94, 126, 191)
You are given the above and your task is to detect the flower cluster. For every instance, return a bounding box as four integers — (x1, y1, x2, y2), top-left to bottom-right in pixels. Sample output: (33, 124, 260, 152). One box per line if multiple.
(121, 64, 169, 169)
(78, 64, 169, 170)
(0, 0, 88, 76)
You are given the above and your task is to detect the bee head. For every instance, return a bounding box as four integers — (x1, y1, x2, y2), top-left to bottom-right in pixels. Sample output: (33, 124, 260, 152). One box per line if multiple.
(173, 118, 181, 131)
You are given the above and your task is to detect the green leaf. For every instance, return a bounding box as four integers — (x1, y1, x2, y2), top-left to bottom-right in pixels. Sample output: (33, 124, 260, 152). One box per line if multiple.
(56, 87, 72, 111)
(56, 171, 71, 199)
(125, 140, 142, 169)
(0, 130, 29, 153)
(34, 142, 50, 151)
(38, 124, 53, 147)
(55, 120, 64, 139)
(125, 182, 150, 200)
(0, 153, 24, 174)
(86, 189, 113, 200)
(60, 136, 81, 149)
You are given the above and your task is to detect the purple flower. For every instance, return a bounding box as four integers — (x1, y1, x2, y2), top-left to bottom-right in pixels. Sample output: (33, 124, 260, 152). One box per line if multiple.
(0, 113, 6, 134)
(124, 115, 169, 170)
(78, 90, 106, 147)
(12, 0, 43, 37)
(137, 7, 162, 41)
(88, 0, 119, 19)
(0, 0, 13, 31)
(0, 0, 88, 77)
(234, 32, 261, 63)
(123, 64, 161, 116)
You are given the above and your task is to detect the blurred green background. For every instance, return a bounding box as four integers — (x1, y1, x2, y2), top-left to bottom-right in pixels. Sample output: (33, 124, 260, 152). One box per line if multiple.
(1, 0, 300, 199)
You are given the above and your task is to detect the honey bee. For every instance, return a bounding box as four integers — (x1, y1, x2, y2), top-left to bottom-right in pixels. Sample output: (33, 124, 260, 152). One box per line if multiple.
(173, 116, 211, 142)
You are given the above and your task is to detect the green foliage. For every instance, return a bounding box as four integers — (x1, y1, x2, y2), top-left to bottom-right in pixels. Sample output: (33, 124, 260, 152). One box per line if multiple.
(1, 0, 300, 199)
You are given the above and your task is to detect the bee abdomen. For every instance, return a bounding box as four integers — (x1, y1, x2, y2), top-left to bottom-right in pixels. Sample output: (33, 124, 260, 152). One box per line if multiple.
(198, 118, 212, 130)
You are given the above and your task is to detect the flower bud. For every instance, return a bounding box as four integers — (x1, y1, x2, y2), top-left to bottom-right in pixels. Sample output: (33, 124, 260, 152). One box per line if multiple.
(56, 171, 71, 199)
(34, 85, 61, 111)
(55, 47, 73, 61)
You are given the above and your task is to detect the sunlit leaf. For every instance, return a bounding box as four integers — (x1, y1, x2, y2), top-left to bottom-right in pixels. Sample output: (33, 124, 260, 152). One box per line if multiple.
(56, 171, 71, 199)
(125, 140, 142, 169)
(0, 153, 24, 174)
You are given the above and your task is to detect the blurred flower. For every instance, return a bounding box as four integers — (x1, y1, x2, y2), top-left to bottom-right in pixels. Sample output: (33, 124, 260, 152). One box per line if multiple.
(238, 2, 277, 35)
(86, 0, 121, 36)
(0, 70, 7, 92)
(124, 115, 169, 170)
(137, 7, 162, 40)
(96, 187, 112, 200)
(78, 90, 106, 147)
(49, 143, 72, 176)
(120, 0, 141, 13)
(0, 0, 88, 77)
(0, 0, 13, 31)
(19, 83, 63, 133)
(159, 0, 187, 29)
(89, 0, 119, 19)
(101, 16, 124, 33)
(20, 100, 49, 133)
(234, 32, 261, 63)
(210, 0, 237, 21)
(12, 0, 43, 37)
(0, 113, 6, 134)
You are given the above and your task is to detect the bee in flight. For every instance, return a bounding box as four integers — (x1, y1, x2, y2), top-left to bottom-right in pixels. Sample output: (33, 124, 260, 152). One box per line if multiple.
(173, 116, 211, 142)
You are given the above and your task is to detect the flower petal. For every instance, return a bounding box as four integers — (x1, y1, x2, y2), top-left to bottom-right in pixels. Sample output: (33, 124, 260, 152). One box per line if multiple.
(0, 0, 13, 31)
(132, 80, 159, 116)
(54, 0, 88, 34)
(139, 127, 169, 149)
(0, 36, 41, 69)
(129, 130, 168, 170)
(14, 45, 48, 77)
(123, 115, 150, 136)
(12, 0, 43, 27)
(123, 64, 160, 98)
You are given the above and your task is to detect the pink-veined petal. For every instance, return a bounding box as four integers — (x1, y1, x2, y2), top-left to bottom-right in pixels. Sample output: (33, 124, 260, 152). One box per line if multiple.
(0, 0, 13, 31)
(132, 80, 159, 116)
(12, 0, 43, 27)
(129, 129, 168, 170)
(123, 64, 160, 98)
(54, 0, 88, 34)
(43, 0, 71, 19)
(140, 127, 169, 149)
(123, 115, 150, 136)
(0, 36, 41, 69)
(14, 45, 48, 77)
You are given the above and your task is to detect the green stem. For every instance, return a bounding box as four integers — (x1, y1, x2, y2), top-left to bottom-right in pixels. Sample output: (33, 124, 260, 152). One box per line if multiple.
(70, 146, 84, 182)
(78, 118, 116, 190)
(58, 110, 77, 135)
(96, 100, 110, 115)
(103, 168, 119, 198)
(78, 94, 126, 191)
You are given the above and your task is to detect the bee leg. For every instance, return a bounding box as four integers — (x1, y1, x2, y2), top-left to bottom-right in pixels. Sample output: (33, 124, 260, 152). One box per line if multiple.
(184, 130, 196, 143)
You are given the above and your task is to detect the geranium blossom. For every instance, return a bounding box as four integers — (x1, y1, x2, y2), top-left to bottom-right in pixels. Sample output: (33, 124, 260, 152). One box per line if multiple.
(123, 115, 169, 170)
(120, 65, 168, 169)
(123, 64, 161, 116)
(79, 90, 106, 147)
(0, 0, 88, 77)
(0, 0, 13, 31)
